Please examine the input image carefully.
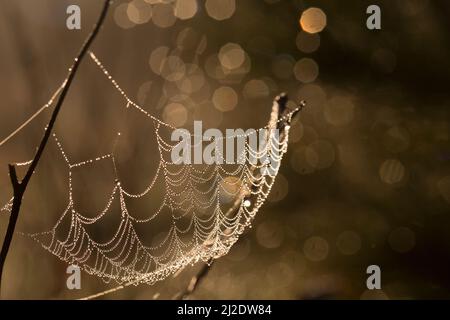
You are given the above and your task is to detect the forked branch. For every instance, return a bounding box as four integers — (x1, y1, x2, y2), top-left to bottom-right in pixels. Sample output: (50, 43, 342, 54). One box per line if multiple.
(0, 0, 112, 296)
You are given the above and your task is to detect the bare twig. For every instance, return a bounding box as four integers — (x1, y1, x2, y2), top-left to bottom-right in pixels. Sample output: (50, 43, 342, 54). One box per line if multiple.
(0, 0, 112, 296)
(172, 259, 214, 300)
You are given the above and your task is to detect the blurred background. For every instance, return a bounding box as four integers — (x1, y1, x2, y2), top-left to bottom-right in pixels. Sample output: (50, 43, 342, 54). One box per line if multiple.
(1, 0, 450, 299)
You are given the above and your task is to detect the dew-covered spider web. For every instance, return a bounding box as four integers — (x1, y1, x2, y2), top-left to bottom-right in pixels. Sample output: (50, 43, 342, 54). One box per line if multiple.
(0, 51, 302, 294)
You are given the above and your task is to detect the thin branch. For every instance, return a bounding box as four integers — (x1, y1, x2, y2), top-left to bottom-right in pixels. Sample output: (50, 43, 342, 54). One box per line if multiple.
(172, 259, 214, 300)
(8, 165, 19, 190)
(0, 0, 112, 296)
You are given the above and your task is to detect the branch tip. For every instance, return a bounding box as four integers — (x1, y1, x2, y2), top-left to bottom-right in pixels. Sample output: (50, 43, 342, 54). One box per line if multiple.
(8, 164, 19, 189)
(299, 100, 307, 110)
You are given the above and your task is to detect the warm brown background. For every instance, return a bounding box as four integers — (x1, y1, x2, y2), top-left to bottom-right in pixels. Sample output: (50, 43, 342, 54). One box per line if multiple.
(0, 0, 450, 299)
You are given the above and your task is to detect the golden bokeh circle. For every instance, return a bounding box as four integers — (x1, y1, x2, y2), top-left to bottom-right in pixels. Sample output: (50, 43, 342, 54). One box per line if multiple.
(205, 0, 236, 21)
(379, 159, 405, 184)
(303, 236, 329, 261)
(212, 86, 239, 112)
(300, 7, 327, 34)
(163, 102, 188, 128)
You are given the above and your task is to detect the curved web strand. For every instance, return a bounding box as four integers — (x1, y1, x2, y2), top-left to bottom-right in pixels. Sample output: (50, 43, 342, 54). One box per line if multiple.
(0, 52, 302, 291)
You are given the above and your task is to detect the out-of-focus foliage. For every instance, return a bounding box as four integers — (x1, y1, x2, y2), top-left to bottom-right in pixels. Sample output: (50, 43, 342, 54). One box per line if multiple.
(0, 0, 450, 299)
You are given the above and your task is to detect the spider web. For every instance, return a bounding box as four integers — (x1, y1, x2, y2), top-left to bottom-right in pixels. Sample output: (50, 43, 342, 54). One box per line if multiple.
(0, 51, 300, 290)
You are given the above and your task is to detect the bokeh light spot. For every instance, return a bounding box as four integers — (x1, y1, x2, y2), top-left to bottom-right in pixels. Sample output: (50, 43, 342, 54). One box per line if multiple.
(388, 227, 415, 253)
(324, 96, 355, 126)
(379, 159, 405, 184)
(152, 3, 176, 28)
(174, 0, 198, 20)
(296, 31, 321, 53)
(294, 58, 319, 83)
(303, 236, 329, 261)
(256, 220, 284, 249)
(205, 0, 236, 21)
(127, 0, 152, 25)
(212, 86, 238, 112)
(219, 43, 246, 70)
(300, 7, 327, 34)
(163, 102, 188, 127)
(336, 231, 362, 255)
